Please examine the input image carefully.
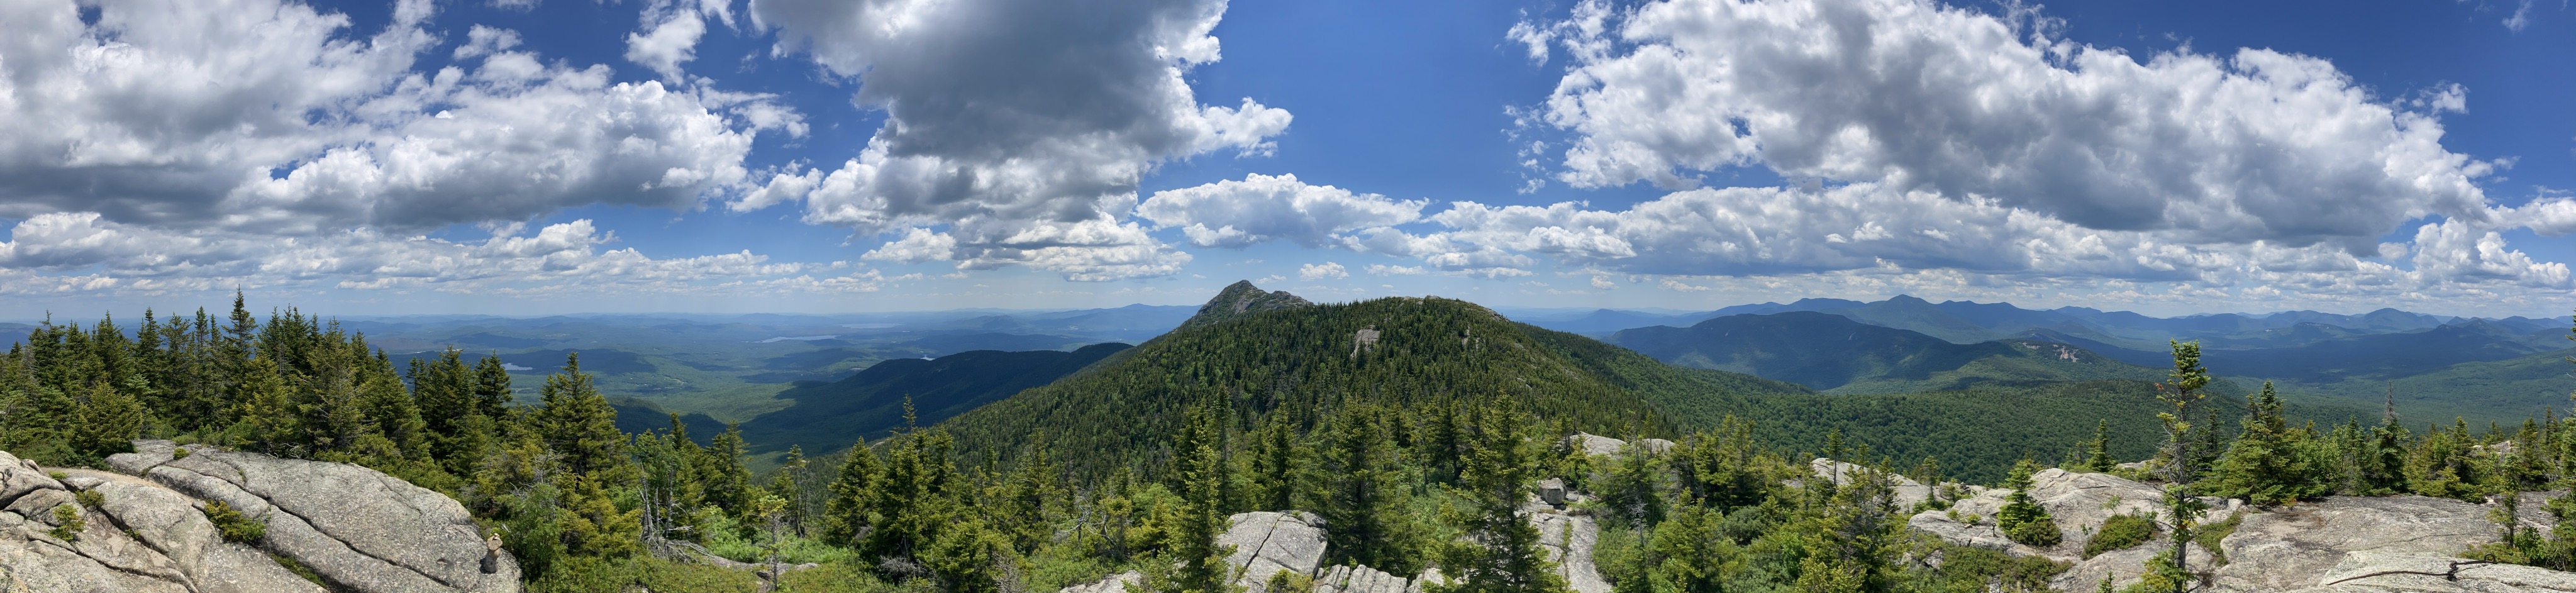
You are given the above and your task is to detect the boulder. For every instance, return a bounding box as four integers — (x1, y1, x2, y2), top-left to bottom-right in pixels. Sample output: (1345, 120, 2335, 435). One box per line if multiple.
(1314, 565, 1413, 593)
(1531, 512, 1608, 593)
(1538, 478, 1567, 506)
(1811, 458, 1936, 511)
(2208, 496, 2502, 592)
(1221, 511, 1328, 593)
(2051, 538, 2215, 593)
(1060, 570, 1143, 593)
(1564, 434, 1670, 457)
(2282, 551, 2576, 592)
(130, 445, 519, 593)
(0, 449, 323, 593)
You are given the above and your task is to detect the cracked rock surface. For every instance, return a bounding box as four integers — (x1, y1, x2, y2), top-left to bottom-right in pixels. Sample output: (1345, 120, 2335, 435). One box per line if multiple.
(67, 439, 522, 593)
(0, 448, 323, 593)
(1221, 511, 1328, 593)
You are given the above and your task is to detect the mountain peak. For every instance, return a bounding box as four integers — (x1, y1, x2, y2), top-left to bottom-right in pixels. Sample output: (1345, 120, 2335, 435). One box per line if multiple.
(1180, 280, 1314, 329)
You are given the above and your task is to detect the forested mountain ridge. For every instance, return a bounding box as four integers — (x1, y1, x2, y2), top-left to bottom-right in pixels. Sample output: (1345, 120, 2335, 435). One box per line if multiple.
(733, 343, 1133, 457)
(1607, 311, 2168, 393)
(935, 286, 1699, 475)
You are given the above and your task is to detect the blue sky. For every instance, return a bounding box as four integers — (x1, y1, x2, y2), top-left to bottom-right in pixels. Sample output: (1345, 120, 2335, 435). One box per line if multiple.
(0, 0, 2571, 319)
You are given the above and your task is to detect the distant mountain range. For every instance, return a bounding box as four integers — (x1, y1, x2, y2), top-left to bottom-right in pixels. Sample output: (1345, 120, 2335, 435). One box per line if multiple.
(1584, 296, 2569, 424)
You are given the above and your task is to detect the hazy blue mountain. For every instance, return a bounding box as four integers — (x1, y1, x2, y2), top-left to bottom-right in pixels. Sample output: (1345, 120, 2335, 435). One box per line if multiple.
(1606, 311, 2161, 392)
(1511, 308, 1723, 335)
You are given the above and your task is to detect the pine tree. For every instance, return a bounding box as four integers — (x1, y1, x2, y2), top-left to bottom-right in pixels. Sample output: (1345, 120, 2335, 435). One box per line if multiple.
(472, 353, 514, 418)
(230, 354, 299, 457)
(1170, 399, 1235, 593)
(1316, 402, 1414, 573)
(1245, 413, 1302, 512)
(74, 381, 145, 458)
(1997, 459, 2062, 546)
(2149, 340, 2214, 593)
(2085, 419, 2115, 472)
(769, 445, 812, 537)
(1439, 392, 1566, 593)
(703, 423, 757, 515)
(2209, 382, 2329, 506)
(822, 439, 882, 547)
(866, 399, 960, 565)
(533, 353, 629, 484)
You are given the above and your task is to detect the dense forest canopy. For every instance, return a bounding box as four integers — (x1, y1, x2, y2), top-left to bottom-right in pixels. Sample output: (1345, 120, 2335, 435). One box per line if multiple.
(3, 292, 2572, 593)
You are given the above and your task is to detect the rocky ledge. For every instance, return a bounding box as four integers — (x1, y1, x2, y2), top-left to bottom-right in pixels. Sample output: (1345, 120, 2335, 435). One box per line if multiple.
(1832, 460, 2576, 593)
(0, 440, 518, 593)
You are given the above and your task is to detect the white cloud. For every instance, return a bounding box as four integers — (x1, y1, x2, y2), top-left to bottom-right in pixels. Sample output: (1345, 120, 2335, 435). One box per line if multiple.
(736, 0, 1289, 280)
(1299, 262, 1348, 280)
(0, 0, 791, 236)
(1365, 264, 1426, 276)
(625, 0, 736, 81)
(1137, 174, 1427, 248)
(1516, 0, 2500, 250)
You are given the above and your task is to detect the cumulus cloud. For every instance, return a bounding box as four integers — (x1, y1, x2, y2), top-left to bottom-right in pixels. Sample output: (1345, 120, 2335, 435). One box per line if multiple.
(735, 0, 1291, 280)
(625, 0, 736, 81)
(1136, 174, 1426, 248)
(0, 0, 790, 236)
(0, 215, 832, 297)
(1514, 0, 2500, 250)
(1299, 262, 1348, 280)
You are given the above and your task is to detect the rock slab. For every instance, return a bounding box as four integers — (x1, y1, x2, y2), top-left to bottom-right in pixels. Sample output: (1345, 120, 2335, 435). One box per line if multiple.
(108, 440, 521, 593)
(1222, 511, 1328, 593)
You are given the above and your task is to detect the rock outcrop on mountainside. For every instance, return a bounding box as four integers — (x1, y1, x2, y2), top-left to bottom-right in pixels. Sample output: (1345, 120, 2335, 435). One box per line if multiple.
(1820, 461, 2576, 593)
(1178, 280, 1316, 330)
(0, 440, 518, 593)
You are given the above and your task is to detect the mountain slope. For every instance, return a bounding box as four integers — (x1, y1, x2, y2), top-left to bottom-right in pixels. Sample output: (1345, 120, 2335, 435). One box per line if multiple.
(735, 343, 1133, 455)
(1607, 311, 2161, 392)
(1177, 280, 1314, 330)
(938, 288, 1704, 474)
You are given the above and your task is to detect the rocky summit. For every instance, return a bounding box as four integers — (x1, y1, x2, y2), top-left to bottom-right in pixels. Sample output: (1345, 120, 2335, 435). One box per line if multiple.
(1836, 461, 2576, 593)
(0, 441, 518, 593)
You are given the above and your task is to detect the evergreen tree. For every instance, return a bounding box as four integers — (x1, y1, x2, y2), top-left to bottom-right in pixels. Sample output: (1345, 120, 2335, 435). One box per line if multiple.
(1245, 414, 1302, 512)
(1316, 402, 1415, 573)
(2084, 420, 2115, 472)
(822, 439, 882, 547)
(1169, 399, 1235, 593)
(703, 423, 757, 516)
(769, 445, 813, 537)
(472, 353, 514, 418)
(865, 400, 960, 565)
(533, 353, 629, 484)
(229, 354, 299, 457)
(2148, 340, 2214, 593)
(74, 381, 145, 458)
(1996, 459, 2062, 546)
(2209, 382, 2330, 506)
(1438, 392, 1566, 593)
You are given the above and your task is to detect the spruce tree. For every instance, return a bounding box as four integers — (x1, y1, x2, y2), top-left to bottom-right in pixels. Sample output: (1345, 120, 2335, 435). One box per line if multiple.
(1170, 399, 1235, 593)
(1997, 459, 2062, 546)
(2210, 382, 2329, 506)
(533, 353, 628, 484)
(2149, 340, 2213, 593)
(704, 423, 757, 515)
(769, 445, 812, 537)
(1246, 413, 1302, 512)
(472, 353, 514, 418)
(75, 381, 145, 458)
(2085, 419, 2115, 472)
(822, 439, 882, 547)
(1440, 392, 1565, 593)
(1317, 402, 1414, 573)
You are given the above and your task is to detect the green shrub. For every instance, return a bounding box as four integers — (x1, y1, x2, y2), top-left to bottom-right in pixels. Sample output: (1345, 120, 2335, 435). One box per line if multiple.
(1997, 460, 2063, 547)
(75, 489, 104, 509)
(48, 504, 84, 541)
(204, 501, 267, 543)
(2082, 513, 2158, 558)
(2194, 511, 2243, 565)
(172, 447, 191, 460)
(270, 553, 325, 587)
